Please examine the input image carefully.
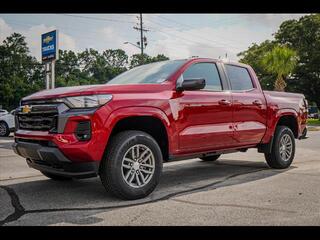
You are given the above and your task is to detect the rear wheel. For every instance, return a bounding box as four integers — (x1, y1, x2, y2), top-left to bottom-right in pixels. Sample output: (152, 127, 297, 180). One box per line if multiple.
(41, 171, 73, 181)
(200, 154, 221, 162)
(100, 130, 163, 200)
(0, 121, 10, 137)
(264, 126, 295, 169)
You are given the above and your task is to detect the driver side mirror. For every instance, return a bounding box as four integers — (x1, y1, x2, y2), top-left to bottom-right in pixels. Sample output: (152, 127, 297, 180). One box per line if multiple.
(176, 78, 206, 92)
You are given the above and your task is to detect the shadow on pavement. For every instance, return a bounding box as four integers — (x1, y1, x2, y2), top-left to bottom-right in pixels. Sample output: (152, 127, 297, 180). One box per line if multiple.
(0, 136, 14, 150)
(1, 158, 291, 225)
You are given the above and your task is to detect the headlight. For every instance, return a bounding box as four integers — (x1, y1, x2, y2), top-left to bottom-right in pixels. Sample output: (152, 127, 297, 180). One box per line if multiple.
(63, 94, 112, 109)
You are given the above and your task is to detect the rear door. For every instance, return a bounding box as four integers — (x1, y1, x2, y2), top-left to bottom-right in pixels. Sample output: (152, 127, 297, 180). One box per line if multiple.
(223, 64, 267, 145)
(176, 62, 234, 153)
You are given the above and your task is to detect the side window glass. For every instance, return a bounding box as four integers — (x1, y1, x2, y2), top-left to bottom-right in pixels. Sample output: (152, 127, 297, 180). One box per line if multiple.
(182, 63, 222, 91)
(224, 64, 254, 91)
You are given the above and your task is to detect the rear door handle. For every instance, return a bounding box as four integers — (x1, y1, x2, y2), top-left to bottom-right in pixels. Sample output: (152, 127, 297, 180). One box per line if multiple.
(218, 99, 231, 106)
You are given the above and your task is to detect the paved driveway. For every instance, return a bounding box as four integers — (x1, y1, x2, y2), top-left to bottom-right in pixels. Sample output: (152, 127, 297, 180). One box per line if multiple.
(0, 131, 319, 225)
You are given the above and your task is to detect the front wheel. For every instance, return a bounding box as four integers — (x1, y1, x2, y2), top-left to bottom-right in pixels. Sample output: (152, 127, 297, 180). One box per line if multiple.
(100, 130, 163, 200)
(264, 126, 295, 169)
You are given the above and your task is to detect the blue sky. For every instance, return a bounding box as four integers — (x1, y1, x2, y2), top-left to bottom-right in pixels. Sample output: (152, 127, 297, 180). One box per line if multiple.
(0, 14, 306, 61)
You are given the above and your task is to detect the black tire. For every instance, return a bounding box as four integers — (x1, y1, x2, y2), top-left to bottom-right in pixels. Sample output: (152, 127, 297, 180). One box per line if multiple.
(301, 128, 307, 139)
(41, 171, 73, 181)
(0, 121, 10, 137)
(100, 130, 163, 200)
(200, 154, 221, 162)
(264, 126, 295, 169)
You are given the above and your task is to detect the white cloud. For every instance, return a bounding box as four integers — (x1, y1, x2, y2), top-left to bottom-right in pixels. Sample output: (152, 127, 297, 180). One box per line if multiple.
(98, 26, 141, 56)
(0, 18, 14, 43)
(239, 14, 306, 28)
(0, 14, 308, 62)
(144, 14, 308, 61)
(145, 25, 261, 61)
(0, 18, 77, 61)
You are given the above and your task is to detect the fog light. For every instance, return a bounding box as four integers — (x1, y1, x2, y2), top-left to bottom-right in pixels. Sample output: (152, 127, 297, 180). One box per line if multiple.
(75, 121, 91, 141)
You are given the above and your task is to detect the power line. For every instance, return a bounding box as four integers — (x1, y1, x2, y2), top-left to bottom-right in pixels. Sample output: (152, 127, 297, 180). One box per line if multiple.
(60, 14, 136, 24)
(144, 18, 244, 51)
(2, 15, 246, 58)
(65, 14, 244, 53)
(145, 15, 248, 50)
(145, 22, 243, 52)
(120, 14, 250, 48)
(157, 15, 249, 47)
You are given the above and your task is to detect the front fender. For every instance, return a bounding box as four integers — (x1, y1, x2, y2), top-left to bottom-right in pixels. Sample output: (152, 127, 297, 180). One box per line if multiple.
(102, 106, 176, 154)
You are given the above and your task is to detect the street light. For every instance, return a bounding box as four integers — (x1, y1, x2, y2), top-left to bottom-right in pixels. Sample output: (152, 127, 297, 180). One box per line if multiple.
(124, 41, 141, 49)
(124, 41, 145, 65)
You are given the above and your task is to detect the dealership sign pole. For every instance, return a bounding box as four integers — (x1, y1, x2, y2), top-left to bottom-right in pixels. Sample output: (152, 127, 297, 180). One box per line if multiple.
(41, 30, 59, 89)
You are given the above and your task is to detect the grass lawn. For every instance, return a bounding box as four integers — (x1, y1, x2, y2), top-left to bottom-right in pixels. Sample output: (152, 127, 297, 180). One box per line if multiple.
(307, 118, 320, 126)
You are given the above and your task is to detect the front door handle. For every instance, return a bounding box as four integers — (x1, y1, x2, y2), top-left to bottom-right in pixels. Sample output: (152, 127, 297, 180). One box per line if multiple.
(252, 100, 263, 106)
(218, 99, 231, 106)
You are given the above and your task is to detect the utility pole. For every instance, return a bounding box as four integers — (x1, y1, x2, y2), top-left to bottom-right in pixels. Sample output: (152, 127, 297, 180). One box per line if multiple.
(133, 13, 149, 64)
(140, 13, 144, 56)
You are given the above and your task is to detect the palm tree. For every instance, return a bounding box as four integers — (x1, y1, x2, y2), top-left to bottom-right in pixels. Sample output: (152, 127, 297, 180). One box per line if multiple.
(261, 45, 298, 91)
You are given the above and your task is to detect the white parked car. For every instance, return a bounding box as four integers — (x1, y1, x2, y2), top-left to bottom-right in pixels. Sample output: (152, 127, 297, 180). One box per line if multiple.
(0, 109, 9, 116)
(0, 110, 15, 137)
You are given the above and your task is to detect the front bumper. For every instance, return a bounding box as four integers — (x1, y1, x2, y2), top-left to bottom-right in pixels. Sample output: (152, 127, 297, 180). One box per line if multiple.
(13, 140, 99, 178)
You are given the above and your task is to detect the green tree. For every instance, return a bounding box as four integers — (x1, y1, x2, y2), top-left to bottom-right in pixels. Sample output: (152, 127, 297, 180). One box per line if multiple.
(130, 53, 169, 68)
(78, 48, 128, 83)
(55, 49, 86, 87)
(102, 49, 128, 81)
(0, 33, 44, 110)
(238, 40, 276, 90)
(274, 14, 320, 106)
(261, 45, 297, 91)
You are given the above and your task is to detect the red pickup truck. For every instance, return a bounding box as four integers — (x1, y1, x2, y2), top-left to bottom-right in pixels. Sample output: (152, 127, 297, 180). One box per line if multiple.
(13, 58, 307, 199)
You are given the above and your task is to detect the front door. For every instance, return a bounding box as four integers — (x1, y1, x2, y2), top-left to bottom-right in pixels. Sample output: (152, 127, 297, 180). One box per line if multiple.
(176, 62, 234, 153)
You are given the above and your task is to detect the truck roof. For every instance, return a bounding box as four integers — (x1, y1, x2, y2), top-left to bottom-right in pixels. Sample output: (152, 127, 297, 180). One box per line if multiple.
(178, 57, 251, 69)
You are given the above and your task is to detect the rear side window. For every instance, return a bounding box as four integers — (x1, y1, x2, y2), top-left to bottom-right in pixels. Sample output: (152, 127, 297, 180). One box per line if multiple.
(225, 65, 254, 91)
(183, 63, 222, 91)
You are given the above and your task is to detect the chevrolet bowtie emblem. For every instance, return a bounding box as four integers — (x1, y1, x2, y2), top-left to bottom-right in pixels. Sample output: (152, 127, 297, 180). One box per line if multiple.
(22, 105, 32, 114)
(43, 35, 53, 44)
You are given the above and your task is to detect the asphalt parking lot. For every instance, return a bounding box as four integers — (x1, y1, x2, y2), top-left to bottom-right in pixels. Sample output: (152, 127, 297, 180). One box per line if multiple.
(0, 130, 319, 226)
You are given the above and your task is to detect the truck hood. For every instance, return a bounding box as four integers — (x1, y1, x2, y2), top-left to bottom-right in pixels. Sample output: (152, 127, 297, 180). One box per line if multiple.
(22, 83, 171, 101)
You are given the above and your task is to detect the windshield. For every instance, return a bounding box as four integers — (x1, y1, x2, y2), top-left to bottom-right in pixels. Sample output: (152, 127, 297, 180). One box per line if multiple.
(106, 60, 186, 85)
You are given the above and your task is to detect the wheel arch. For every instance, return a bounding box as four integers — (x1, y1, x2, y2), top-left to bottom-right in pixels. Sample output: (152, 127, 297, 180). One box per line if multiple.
(259, 109, 299, 153)
(102, 107, 172, 165)
(275, 110, 299, 138)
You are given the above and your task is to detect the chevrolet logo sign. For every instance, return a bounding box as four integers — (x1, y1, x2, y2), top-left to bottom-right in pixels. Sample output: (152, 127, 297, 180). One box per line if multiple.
(22, 105, 32, 114)
(43, 35, 53, 44)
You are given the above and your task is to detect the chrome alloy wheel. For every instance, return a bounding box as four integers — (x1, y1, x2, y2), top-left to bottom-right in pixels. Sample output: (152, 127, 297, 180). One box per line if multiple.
(121, 144, 155, 188)
(279, 133, 293, 161)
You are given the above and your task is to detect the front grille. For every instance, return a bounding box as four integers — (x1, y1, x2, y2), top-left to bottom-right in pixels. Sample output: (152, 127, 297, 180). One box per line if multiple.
(17, 104, 58, 132)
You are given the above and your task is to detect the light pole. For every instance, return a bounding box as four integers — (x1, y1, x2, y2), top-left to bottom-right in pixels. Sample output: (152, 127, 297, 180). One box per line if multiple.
(124, 41, 145, 65)
(124, 41, 141, 49)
